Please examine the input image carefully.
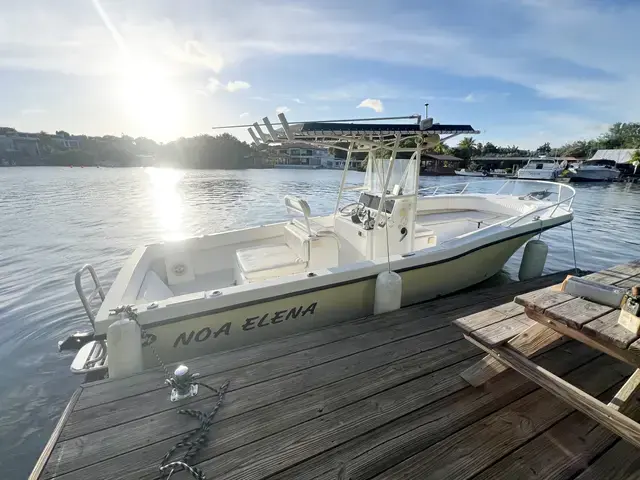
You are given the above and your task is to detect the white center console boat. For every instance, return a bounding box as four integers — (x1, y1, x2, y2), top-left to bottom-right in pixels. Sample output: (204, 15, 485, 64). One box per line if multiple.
(65, 109, 575, 377)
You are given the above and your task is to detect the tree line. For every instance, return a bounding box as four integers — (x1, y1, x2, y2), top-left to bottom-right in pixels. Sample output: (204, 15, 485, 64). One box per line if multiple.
(12, 130, 255, 168)
(446, 122, 640, 161)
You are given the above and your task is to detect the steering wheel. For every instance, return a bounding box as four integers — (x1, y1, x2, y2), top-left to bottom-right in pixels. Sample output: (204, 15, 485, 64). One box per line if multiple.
(338, 202, 364, 217)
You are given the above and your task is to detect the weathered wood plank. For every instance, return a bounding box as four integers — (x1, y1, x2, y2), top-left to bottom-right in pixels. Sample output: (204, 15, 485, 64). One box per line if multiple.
(248, 342, 600, 480)
(609, 369, 640, 411)
(29, 387, 83, 480)
(63, 319, 462, 442)
(46, 326, 467, 478)
(472, 380, 640, 480)
(469, 313, 536, 347)
(372, 353, 632, 480)
(544, 298, 614, 329)
(461, 323, 564, 387)
(514, 264, 637, 321)
(526, 307, 640, 367)
(453, 303, 524, 334)
(608, 261, 640, 277)
(175, 360, 477, 480)
(583, 310, 639, 349)
(615, 274, 640, 290)
(465, 335, 640, 449)
(515, 288, 574, 312)
(573, 439, 640, 480)
(77, 272, 569, 410)
(58, 342, 480, 480)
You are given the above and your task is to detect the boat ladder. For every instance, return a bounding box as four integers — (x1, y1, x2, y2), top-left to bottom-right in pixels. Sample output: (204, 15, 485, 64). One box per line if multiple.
(68, 264, 108, 375)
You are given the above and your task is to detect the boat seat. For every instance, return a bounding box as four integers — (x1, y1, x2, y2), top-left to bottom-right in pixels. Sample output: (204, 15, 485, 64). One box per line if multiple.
(235, 223, 311, 283)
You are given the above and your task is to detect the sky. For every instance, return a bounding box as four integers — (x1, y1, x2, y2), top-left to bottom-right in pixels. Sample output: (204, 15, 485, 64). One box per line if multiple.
(0, 0, 638, 148)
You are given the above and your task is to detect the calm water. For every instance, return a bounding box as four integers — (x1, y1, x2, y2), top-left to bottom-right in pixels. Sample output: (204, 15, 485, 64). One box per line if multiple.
(0, 167, 638, 478)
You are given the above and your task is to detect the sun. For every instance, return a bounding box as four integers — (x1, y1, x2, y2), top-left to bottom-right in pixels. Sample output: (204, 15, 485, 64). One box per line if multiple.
(118, 59, 185, 141)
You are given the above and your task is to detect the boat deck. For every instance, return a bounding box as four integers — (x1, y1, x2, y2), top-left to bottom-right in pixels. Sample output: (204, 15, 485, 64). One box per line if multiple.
(31, 270, 640, 480)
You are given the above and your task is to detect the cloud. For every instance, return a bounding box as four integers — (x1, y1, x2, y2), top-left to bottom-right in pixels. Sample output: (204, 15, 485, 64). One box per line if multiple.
(292, 98, 304, 104)
(357, 98, 384, 113)
(250, 96, 270, 102)
(276, 106, 290, 114)
(206, 78, 251, 93)
(240, 112, 250, 118)
(226, 80, 251, 92)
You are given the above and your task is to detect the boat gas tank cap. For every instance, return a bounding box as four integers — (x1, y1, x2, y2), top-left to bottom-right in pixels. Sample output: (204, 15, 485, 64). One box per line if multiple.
(533, 215, 540, 221)
(206, 290, 222, 298)
(307, 272, 317, 278)
(147, 301, 159, 309)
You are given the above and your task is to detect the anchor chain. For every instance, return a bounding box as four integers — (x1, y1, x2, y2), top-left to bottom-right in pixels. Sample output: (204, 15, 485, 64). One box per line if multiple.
(111, 304, 231, 479)
(159, 380, 230, 480)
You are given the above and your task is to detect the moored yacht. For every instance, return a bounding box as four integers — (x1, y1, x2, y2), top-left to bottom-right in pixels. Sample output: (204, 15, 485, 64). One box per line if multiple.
(566, 159, 620, 182)
(517, 158, 564, 180)
(66, 108, 575, 377)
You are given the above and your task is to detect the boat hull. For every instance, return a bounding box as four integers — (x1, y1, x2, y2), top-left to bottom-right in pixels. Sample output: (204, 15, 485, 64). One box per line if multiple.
(138, 233, 533, 366)
(567, 169, 620, 182)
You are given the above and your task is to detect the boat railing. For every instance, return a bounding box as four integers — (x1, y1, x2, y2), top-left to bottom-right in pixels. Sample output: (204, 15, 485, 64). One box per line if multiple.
(75, 264, 105, 330)
(419, 179, 576, 228)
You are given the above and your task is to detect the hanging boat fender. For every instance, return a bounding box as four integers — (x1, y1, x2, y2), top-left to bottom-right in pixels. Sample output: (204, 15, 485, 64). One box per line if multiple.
(374, 271, 403, 314)
(107, 316, 144, 379)
(519, 239, 548, 281)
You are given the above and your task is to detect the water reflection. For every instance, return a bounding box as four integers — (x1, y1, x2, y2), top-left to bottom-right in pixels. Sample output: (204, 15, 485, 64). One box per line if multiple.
(145, 167, 185, 241)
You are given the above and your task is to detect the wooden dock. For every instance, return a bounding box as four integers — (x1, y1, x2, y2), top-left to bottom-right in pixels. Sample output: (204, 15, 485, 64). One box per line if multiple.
(31, 270, 640, 480)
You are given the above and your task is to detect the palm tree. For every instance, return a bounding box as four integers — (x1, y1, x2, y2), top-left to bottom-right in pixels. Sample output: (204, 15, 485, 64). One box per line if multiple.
(458, 137, 476, 151)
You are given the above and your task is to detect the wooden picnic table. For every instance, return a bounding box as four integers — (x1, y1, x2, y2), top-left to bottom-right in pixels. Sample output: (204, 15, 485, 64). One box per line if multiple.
(455, 259, 640, 450)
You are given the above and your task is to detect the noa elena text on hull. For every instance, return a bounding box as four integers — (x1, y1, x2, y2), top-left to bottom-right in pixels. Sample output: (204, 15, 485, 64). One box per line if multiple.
(172, 302, 318, 348)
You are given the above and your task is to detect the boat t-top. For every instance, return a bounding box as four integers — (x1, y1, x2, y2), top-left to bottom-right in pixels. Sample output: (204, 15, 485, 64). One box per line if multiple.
(66, 107, 575, 378)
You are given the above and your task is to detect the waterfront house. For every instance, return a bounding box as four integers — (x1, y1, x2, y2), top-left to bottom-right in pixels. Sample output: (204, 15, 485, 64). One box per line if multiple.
(420, 153, 464, 175)
(53, 135, 81, 149)
(0, 133, 41, 158)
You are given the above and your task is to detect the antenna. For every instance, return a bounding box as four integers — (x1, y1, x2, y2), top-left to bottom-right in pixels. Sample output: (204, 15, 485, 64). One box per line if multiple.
(424, 103, 429, 118)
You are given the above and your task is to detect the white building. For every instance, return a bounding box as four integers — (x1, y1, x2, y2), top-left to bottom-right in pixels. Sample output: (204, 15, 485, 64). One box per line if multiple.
(274, 144, 334, 167)
(53, 136, 81, 149)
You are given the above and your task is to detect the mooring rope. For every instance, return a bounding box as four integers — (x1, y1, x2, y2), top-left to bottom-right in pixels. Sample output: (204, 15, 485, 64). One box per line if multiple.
(159, 380, 230, 480)
(570, 221, 578, 274)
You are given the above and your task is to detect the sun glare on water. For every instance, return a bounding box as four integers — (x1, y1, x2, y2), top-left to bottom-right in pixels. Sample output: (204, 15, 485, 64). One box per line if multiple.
(145, 167, 186, 241)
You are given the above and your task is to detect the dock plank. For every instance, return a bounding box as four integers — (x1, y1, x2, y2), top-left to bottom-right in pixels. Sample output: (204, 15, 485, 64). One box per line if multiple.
(48, 326, 468, 478)
(372, 355, 632, 480)
(63, 319, 463, 441)
(239, 343, 599, 480)
(573, 439, 640, 480)
(472, 381, 640, 480)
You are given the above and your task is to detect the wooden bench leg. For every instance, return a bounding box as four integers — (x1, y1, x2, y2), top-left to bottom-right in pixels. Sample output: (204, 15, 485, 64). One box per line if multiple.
(461, 323, 564, 387)
(609, 369, 640, 411)
(464, 334, 640, 449)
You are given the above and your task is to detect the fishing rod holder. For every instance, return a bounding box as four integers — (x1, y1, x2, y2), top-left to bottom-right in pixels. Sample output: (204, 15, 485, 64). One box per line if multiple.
(166, 364, 199, 402)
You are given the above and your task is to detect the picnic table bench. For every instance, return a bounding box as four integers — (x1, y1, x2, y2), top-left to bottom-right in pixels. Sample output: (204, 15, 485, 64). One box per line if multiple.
(454, 260, 640, 449)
